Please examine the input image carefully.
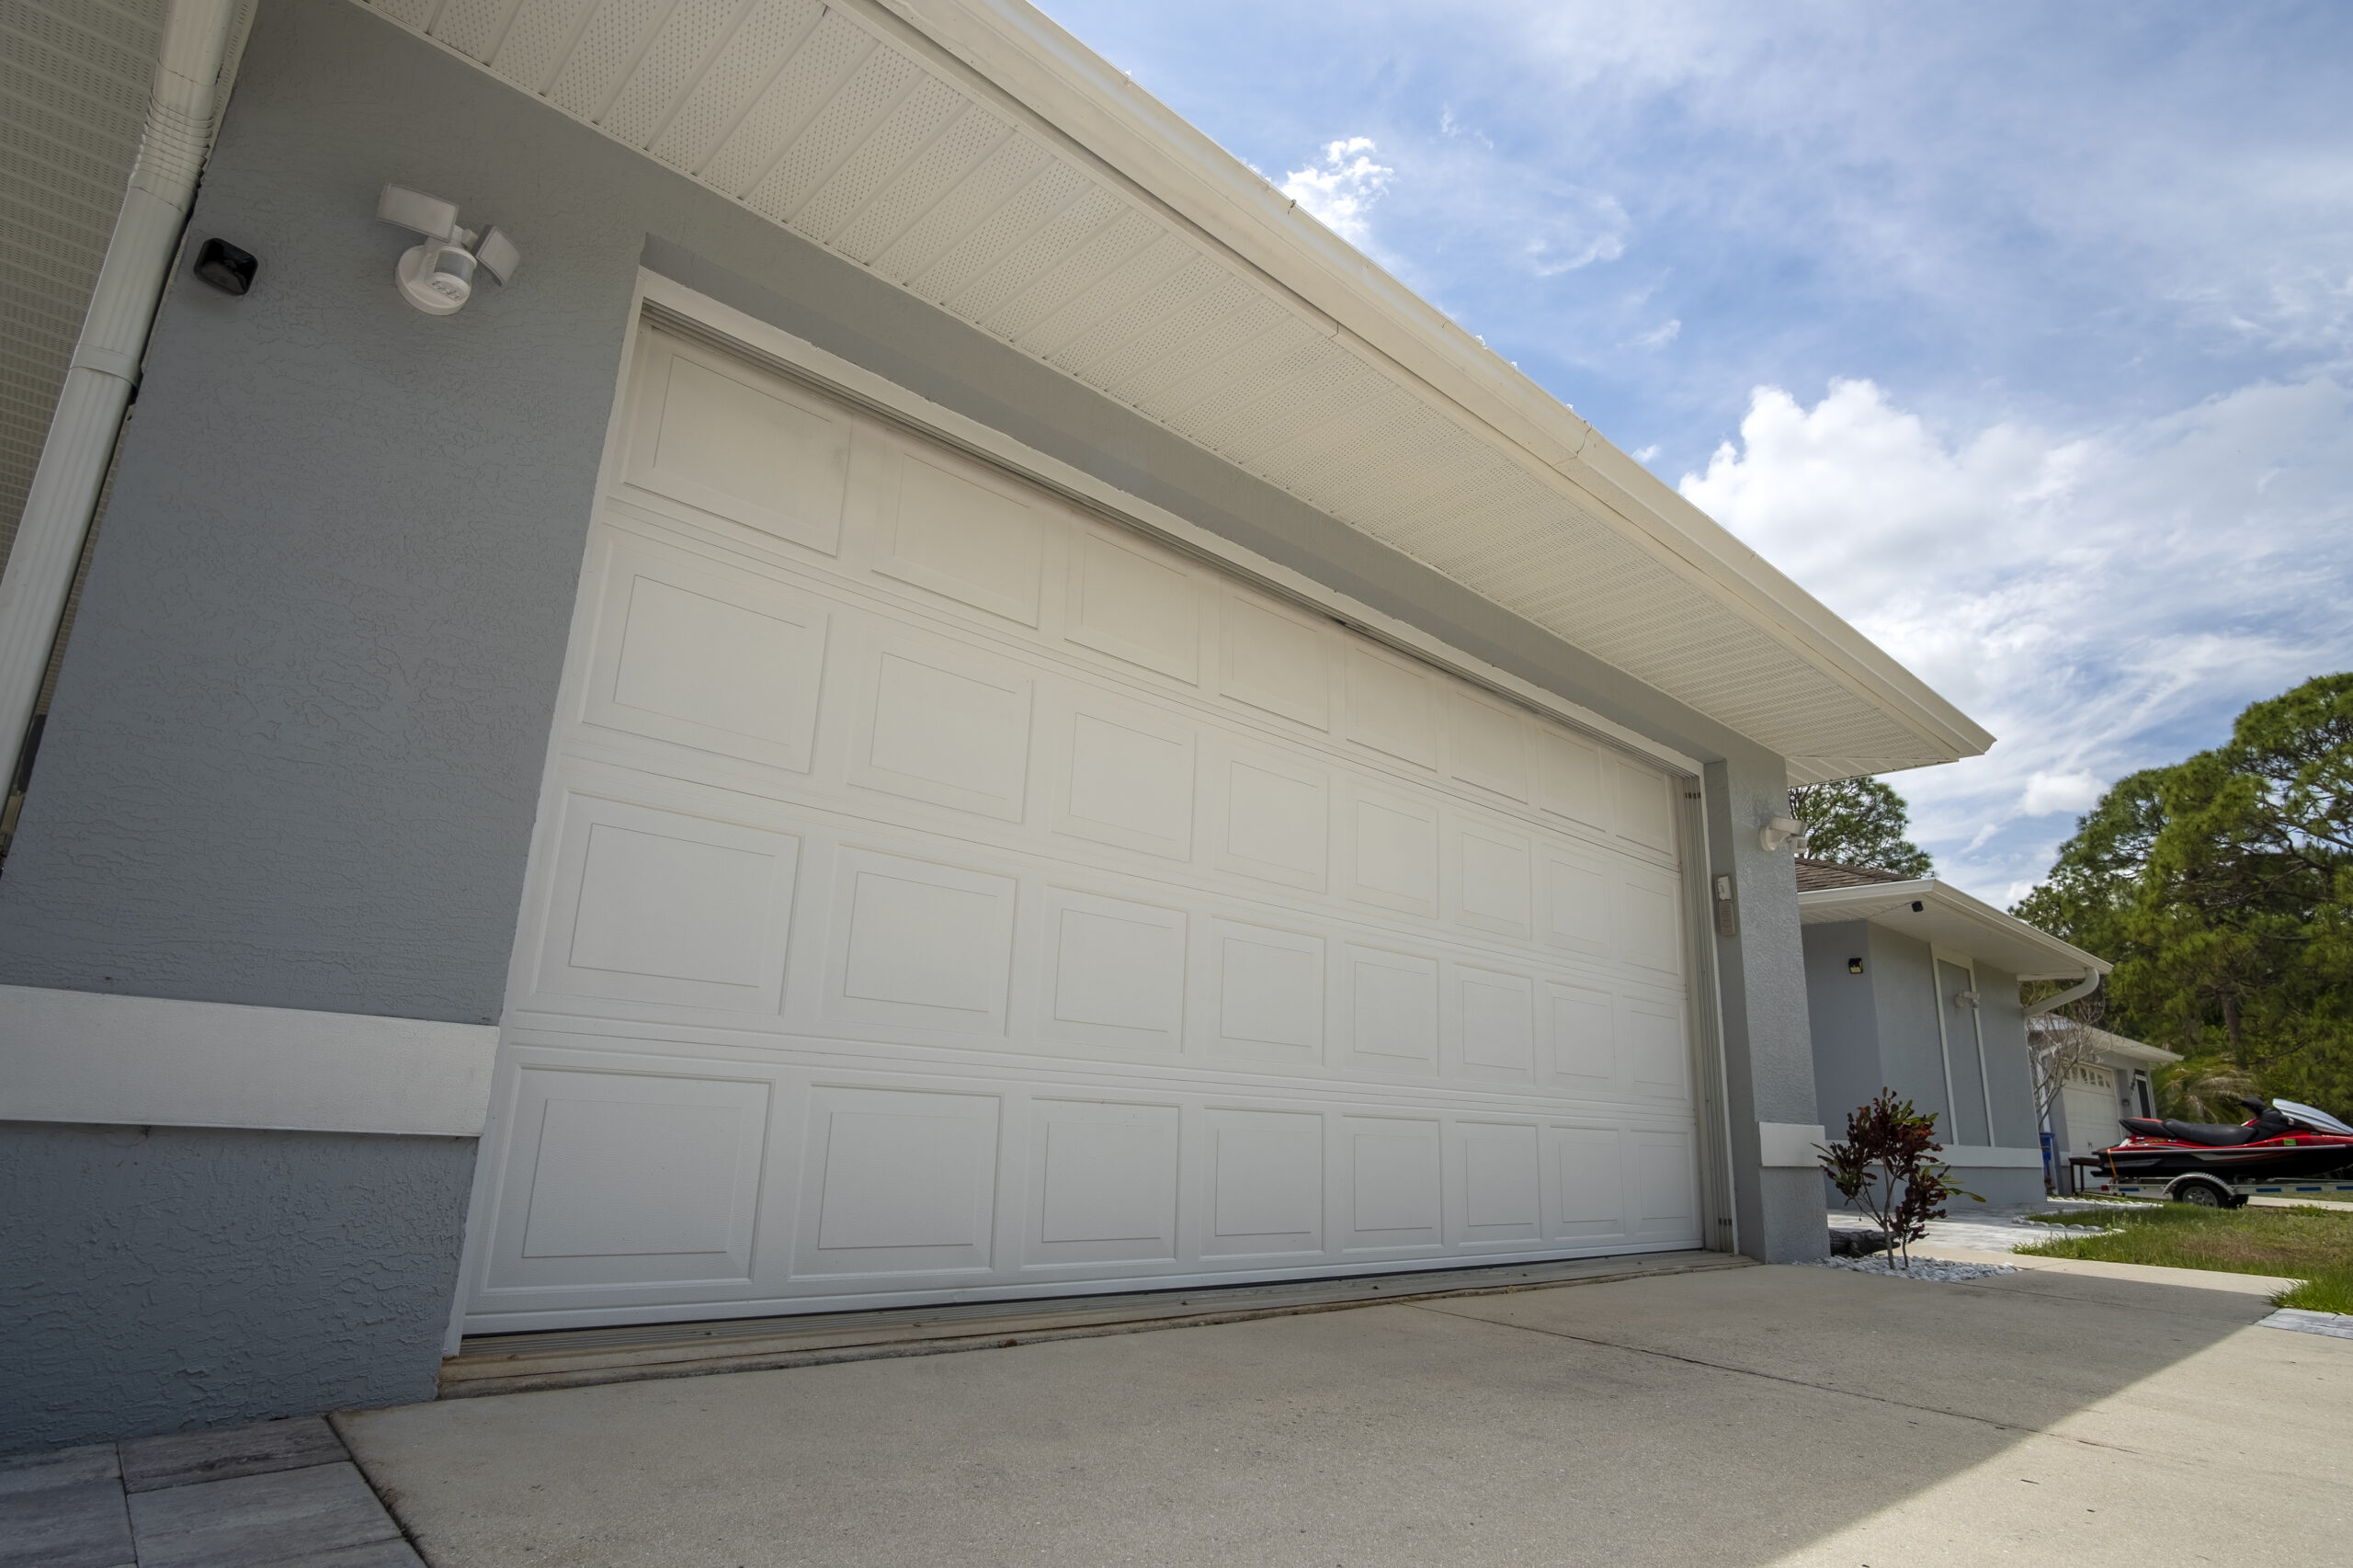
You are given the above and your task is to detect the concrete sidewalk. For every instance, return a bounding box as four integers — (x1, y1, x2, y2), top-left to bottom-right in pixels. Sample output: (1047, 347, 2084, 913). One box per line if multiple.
(0, 1415, 417, 1568)
(340, 1260, 2352, 1567)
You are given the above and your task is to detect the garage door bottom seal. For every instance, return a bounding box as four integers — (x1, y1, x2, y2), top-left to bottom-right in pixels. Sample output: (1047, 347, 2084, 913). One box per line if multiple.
(442, 1250, 1753, 1398)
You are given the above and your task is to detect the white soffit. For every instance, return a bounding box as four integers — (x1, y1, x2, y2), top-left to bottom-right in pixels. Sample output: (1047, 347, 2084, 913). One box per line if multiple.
(0, 0, 164, 581)
(355, 0, 1993, 778)
(1797, 880, 2109, 982)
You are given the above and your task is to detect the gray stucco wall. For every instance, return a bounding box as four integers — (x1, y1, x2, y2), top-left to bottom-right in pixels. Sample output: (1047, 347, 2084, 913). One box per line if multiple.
(1705, 755, 1824, 1263)
(1802, 920, 1880, 1132)
(1868, 926, 1953, 1134)
(1975, 963, 2040, 1149)
(0, 1123, 474, 1456)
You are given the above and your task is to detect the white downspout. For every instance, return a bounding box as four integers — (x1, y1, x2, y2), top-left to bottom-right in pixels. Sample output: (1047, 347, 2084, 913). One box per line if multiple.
(2023, 969, 2102, 1018)
(0, 0, 242, 802)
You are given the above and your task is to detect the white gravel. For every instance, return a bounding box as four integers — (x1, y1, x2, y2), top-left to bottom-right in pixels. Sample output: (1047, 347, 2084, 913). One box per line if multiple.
(1803, 1255, 2019, 1283)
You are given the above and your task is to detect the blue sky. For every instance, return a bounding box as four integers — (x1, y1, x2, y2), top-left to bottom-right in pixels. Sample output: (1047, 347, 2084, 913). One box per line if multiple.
(1039, 0, 2353, 903)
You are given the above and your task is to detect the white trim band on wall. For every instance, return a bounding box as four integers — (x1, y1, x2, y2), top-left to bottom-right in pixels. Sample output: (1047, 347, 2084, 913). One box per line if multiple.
(1757, 1121, 1828, 1167)
(0, 984, 499, 1136)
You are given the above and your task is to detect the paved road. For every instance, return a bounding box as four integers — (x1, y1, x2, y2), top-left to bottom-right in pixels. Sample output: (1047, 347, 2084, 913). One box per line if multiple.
(340, 1258, 2349, 1567)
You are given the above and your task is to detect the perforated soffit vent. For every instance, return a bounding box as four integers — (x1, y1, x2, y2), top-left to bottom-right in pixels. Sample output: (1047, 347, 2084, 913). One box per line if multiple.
(355, 0, 1990, 781)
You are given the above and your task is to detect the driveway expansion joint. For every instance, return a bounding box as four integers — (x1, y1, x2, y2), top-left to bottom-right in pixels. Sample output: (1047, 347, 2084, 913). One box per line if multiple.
(1400, 1299, 2158, 1457)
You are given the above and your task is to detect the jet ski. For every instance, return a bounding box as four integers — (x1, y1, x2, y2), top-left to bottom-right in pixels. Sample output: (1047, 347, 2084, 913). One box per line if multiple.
(2078, 1096, 2353, 1183)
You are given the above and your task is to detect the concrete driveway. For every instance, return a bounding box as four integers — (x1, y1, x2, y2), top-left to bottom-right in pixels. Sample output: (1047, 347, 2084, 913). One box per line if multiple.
(341, 1259, 2349, 1567)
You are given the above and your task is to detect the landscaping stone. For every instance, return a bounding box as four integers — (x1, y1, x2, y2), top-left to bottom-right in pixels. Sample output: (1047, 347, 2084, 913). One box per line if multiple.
(1803, 1256, 2020, 1283)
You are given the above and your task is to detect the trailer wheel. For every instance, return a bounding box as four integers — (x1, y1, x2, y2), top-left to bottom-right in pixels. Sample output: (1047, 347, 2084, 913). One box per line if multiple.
(2171, 1179, 2225, 1208)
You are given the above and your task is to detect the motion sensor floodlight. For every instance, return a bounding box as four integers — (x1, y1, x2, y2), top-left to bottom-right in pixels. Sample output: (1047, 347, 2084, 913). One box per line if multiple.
(376, 185, 521, 315)
(1757, 815, 1810, 853)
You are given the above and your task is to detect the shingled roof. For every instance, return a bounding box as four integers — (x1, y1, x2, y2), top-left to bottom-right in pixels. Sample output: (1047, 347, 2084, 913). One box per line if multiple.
(1793, 858, 1913, 892)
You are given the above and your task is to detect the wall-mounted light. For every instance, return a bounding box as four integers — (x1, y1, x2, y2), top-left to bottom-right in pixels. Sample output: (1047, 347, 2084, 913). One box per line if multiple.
(1847, 957, 1864, 975)
(1953, 988, 1981, 1010)
(376, 184, 519, 315)
(1757, 815, 1809, 853)
(1910, 900, 1924, 913)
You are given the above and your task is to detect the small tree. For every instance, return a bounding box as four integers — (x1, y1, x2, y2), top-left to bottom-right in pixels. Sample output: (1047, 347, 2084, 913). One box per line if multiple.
(1817, 1091, 1982, 1268)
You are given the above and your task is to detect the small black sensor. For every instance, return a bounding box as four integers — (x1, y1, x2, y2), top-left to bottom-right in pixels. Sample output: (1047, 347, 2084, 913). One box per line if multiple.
(194, 237, 256, 296)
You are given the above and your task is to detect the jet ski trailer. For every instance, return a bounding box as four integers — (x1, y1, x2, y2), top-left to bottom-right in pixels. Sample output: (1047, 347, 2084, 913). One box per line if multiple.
(2069, 1097, 2353, 1207)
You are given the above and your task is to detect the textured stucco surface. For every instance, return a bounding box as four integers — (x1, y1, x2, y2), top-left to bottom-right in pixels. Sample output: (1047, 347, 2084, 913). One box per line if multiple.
(1801, 920, 1880, 1130)
(0, 1122, 475, 1456)
(1870, 926, 1953, 1129)
(1702, 752, 1825, 1263)
(0, 0, 1768, 1024)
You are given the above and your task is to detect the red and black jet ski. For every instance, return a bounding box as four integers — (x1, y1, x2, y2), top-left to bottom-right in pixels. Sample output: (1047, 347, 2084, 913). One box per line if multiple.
(2083, 1096, 2353, 1182)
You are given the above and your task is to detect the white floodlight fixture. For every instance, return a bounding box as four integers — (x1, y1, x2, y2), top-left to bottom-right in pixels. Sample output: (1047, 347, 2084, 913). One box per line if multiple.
(376, 184, 520, 315)
(1757, 815, 1810, 853)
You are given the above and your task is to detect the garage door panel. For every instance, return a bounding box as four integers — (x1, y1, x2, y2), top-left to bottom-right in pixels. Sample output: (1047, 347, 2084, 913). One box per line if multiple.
(873, 444, 1048, 627)
(1450, 819, 1533, 939)
(1067, 528, 1201, 683)
(1536, 727, 1609, 833)
(825, 848, 1018, 1035)
(1625, 999, 1691, 1102)
(1449, 691, 1530, 803)
(486, 1066, 772, 1292)
(1550, 1124, 1629, 1243)
(1219, 591, 1330, 731)
(579, 533, 831, 774)
(1542, 846, 1609, 959)
(623, 336, 851, 555)
(534, 792, 800, 1014)
(1630, 1128, 1702, 1244)
(1027, 1098, 1182, 1267)
(1450, 964, 1535, 1083)
(1202, 1108, 1324, 1258)
(1051, 691, 1197, 860)
(1338, 944, 1439, 1073)
(846, 626, 1034, 822)
(1345, 644, 1438, 769)
(1342, 1116, 1444, 1251)
(794, 1086, 1000, 1278)
(1457, 1119, 1542, 1244)
(1205, 918, 1326, 1062)
(472, 328, 1706, 1332)
(1038, 887, 1188, 1052)
(1342, 783, 1438, 918)
(1214, 744, 1328, 892)
(1616, 865, 1684, 979)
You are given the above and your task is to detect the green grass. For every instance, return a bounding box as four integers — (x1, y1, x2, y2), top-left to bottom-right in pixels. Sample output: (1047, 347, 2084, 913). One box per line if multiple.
(2015, 1203, 2353, 1312)
(2277, 1273, 2353, 1312)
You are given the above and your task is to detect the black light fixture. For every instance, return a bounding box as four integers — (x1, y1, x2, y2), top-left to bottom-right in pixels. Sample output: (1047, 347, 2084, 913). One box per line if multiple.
(193, 237, 256, 296)
(1910, 900, 1924, 913)
(1847, 957, 1864, 974)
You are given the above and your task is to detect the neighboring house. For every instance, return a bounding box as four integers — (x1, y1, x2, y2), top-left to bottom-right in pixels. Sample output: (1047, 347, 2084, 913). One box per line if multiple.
(2032, 1018, 2179, 1191)
(0, 0, 1995, 1453)
(1795, 859, 2108, 1206)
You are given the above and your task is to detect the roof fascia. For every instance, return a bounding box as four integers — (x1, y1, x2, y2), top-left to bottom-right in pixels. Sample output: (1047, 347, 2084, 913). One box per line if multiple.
(1797, 880, 2110, 980)
(866, 0, 1995, 767)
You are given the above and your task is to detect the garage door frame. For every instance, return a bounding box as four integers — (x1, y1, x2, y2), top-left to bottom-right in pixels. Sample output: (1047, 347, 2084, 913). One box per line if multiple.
(444, 271, 1740, 1350)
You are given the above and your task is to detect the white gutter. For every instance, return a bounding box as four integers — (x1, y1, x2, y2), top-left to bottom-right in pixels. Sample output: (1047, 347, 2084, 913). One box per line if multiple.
(0, 0, 242, 801)
(2022, 970, 2102, 1018)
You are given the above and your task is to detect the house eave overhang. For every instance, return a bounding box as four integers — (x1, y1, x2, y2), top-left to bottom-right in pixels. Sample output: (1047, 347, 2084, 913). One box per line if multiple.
(353, 0, 1994, 777)
(1797, 879, 2111, 983)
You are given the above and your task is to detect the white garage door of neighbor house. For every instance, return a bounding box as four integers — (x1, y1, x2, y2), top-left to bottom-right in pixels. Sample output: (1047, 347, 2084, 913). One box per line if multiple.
(460, 324, 1707, 1335)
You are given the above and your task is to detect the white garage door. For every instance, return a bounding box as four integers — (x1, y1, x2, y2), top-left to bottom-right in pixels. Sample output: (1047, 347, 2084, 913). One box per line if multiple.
(460, 323, 1707, 1334)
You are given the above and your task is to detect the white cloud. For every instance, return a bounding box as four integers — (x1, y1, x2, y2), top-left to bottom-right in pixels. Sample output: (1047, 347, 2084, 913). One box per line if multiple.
(1632, 318, 1681, 349)
(1682, 376, 2353, 901)
(2020, 771, 2104, 817)
(1282, 137, 1392, 244)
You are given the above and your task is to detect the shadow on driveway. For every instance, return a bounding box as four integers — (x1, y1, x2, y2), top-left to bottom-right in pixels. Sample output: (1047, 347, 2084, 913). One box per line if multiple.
(339, 1260, 2347, 1567)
